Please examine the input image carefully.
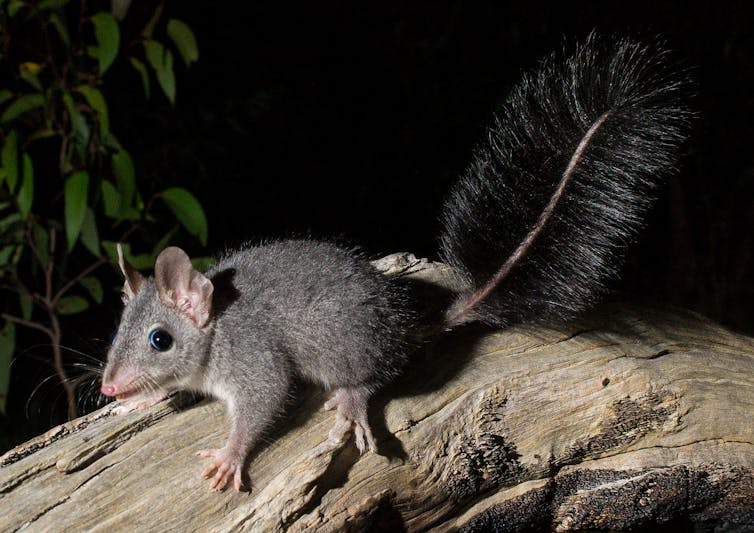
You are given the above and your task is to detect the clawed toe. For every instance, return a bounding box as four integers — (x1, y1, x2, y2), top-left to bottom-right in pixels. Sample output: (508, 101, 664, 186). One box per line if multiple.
(196, 448, 244, 491)
(324, 387, 377, 453)
(353, 421, 377, 453)
(323, 389, 345, 411)
(328, 416, 377, 453)
(327, 413, 351, 443)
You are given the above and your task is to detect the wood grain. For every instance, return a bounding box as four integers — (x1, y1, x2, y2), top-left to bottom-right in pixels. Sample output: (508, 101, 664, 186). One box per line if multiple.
(1, 254, 752, 531)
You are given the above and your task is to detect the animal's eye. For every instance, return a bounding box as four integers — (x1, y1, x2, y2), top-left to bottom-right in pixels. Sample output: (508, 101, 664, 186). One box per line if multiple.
(148, 329, 173, 352)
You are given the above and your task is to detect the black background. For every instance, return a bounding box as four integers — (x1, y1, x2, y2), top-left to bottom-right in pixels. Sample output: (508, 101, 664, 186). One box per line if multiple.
(3, 0, 753, 451)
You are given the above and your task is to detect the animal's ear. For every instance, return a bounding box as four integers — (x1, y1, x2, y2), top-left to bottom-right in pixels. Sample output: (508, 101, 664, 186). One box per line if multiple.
(117, 243, 144, 302)
(154, 247, 214, 328)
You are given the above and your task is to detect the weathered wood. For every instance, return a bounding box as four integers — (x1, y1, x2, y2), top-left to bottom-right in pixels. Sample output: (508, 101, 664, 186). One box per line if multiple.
(1, 254, 753, 532)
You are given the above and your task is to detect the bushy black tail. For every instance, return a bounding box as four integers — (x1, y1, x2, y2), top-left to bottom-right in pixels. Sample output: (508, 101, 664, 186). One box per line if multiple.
(439, 34, 694, 328)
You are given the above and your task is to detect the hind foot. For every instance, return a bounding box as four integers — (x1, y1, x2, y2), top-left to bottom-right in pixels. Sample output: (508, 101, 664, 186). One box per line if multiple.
(324, 386, 376, 453)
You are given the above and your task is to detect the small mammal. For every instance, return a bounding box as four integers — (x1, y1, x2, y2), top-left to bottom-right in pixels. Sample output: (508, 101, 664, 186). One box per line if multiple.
(100, 35, 692, 491)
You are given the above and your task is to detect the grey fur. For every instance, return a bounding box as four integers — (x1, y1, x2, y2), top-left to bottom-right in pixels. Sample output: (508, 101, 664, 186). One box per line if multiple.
(103, 240, 415, 490)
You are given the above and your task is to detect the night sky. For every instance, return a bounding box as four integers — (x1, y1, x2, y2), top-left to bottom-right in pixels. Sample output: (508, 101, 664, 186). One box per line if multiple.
(156, 1, 754, 329)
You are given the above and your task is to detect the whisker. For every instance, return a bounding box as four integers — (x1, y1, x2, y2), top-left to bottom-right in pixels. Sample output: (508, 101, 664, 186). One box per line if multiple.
(25, 372, 64, 419)
(58, 345, 105, 360)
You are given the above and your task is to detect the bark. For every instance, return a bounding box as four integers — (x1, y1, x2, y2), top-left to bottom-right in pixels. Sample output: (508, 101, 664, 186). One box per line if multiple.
(1, 254, 753, 532)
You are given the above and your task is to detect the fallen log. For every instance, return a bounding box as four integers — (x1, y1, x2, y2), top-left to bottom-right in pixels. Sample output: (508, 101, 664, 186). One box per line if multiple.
(1, 254, 752, 532)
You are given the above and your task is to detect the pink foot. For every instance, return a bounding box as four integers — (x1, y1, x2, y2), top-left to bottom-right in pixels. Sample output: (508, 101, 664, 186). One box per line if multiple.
(196, 448, 244, 491)
(324, 388, 377, 453)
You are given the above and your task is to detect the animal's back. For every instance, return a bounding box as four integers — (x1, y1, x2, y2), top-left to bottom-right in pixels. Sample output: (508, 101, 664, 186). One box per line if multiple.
(207, 240, 415, 388)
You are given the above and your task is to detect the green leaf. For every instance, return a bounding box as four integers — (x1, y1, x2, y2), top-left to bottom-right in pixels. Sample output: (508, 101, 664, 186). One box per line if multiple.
(0, 212, 22, 231)
(62, 91, 90, 154)
(0, 321, 15, 414)
(129, 57, 151, 100)
(17, 153, 33, 217)
(19, 290, 33, 321)
(10, 244, 23, 264)
(152, 225, 178, 258)
(0, 89, 13, 107)
(48, 13, 71, 46)
(7, 0, 25, 17)
(101, 240, 121, 263)
(120, 206, 141, 221)
(27, 128, 56, 142)
(144, 40, 176, 105)
(101, 179, 120, 218)
(90, 12, 119, 74)
(0, 93, 45, 123)
(79, 276, 103, 304)
(32, 222, 50, 267)
(75, 85, 109, 135)
(19, 62, 43, 90)
(80, 207, 100, 256)
(160, 187, 208, 245)
(0, 245, 14, 267)
(58, 295, 89, 315)
(167, 19, 199, 67)
(101, 132, 121, 150)
(102, 241, 152, 269)
(112, 148, 135, 209)
(1, 130, 18, 190)
(128, 253, 155, 270)
(64, 171, 89, 250)
(111, 0, 130, 21)
(190, 256, 213, 272)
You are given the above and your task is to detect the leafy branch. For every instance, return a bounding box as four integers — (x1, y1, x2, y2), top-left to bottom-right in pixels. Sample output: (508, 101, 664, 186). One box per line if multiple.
(0, 0, 205, 418)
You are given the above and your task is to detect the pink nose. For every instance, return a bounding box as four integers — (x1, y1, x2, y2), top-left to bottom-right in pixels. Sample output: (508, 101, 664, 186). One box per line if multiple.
(100, 384, 117, 397)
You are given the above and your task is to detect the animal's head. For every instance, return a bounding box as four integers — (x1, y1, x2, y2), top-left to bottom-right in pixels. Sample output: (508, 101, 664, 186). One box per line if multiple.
(100, 245, 214, 400)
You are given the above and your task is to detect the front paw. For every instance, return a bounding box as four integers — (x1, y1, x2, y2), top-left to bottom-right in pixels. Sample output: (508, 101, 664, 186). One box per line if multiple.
(197, 448, 245, 491)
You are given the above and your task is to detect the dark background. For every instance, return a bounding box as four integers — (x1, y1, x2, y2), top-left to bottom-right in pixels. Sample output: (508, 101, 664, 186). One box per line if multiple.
(3, 1, 753, 451)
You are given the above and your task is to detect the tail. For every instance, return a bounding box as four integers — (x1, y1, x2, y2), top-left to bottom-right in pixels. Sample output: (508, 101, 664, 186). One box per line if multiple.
(439, 34, 694, 328)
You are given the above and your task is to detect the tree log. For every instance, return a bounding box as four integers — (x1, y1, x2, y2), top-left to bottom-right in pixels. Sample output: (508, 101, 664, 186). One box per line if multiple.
(1, 254, 753, 532)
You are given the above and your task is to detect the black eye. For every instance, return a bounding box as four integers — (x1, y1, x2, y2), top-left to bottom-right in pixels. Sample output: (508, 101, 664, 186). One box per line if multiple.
(148, 329, 173, 352)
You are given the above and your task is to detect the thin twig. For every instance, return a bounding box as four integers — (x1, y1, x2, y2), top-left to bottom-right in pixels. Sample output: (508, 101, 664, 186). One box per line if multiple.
(53, 256, 109, 306)
(44, 257, 54, 305)
(142, 0, 165, 39)
(41, 12, 60, 79)
(49, 310, 76, 419)
(2, 314, 53, 338)
(36, 225, 76, 417)
(25, 221, 45, 266)
(119, 223, 141, 244)
(0, 284, 21, 293)
(77, 0, 86, 35)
